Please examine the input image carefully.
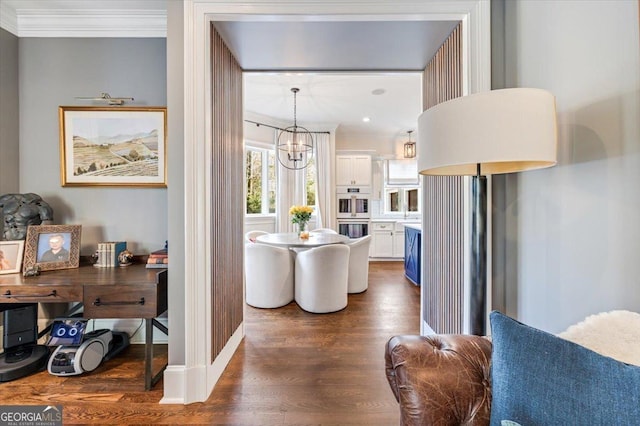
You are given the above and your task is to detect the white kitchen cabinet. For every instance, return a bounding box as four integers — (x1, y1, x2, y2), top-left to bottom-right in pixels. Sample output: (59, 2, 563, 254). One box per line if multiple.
(370, 221, 420, 259)
(371, 222, 394, 258)
(336, 155, 371, 186)
(393, 222, 405, 259)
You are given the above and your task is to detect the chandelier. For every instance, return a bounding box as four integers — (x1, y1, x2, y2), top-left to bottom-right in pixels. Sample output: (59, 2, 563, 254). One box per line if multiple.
(403, 130, 416, 158)
(276, 88, 314, 170)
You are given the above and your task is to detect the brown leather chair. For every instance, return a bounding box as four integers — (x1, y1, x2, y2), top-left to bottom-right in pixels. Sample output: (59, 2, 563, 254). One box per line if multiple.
(385, 334, 493, 426)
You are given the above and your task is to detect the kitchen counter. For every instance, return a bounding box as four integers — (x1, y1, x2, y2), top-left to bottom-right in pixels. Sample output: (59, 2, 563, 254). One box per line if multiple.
(370, 219, 421, 226)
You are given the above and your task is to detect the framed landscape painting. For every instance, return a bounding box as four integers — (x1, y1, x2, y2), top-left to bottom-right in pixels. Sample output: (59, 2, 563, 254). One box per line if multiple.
(59, 106, 167, 187)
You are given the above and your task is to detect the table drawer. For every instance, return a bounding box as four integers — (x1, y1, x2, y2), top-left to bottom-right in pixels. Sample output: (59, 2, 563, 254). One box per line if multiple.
(83, 284, 160, 319)
(0, 285, 82, 303)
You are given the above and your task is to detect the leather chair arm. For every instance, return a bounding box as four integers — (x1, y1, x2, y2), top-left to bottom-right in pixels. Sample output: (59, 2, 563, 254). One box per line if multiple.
(385, 334, 493, 426)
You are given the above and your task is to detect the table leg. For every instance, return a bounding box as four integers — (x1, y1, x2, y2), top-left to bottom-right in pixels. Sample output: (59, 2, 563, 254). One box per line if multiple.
(144, 317, 169, 391)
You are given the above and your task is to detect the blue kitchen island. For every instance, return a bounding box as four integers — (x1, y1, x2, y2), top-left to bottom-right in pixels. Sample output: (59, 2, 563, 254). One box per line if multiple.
(404, 224, 421, 285)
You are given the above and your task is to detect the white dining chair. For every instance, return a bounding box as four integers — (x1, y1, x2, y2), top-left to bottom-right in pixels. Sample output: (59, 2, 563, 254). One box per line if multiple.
(245, 230, 268, 243)
(346, 235, 372, 293)
(295, 244, 350, 313)
(244, 243, 294, 308)
(310, 228, 338, 234)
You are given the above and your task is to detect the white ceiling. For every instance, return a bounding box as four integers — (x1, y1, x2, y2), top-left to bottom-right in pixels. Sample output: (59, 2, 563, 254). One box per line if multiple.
(0, 1, 459, 145)
(244, 72, 423, 138)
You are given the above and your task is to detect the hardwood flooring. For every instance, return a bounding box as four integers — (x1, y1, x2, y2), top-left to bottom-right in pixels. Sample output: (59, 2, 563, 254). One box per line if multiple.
(0, 262, 420, 425)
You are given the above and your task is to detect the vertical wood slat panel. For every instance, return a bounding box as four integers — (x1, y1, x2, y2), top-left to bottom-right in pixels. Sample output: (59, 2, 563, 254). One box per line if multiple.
(210, 25, 244, 360)
(422, 23, 464, 334)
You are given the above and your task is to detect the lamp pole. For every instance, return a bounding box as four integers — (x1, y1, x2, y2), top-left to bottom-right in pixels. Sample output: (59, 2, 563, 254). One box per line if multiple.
(470, 163, 487, 335)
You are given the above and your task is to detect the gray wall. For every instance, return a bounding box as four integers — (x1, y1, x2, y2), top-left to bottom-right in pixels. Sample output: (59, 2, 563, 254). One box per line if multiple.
(501, 0, 640, 332)
(0, 28, 19, 194)
(18, 38, 167, 255)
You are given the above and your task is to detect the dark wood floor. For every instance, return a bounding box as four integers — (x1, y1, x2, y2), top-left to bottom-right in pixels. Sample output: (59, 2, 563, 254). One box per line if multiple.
(1, 262, 420, 425)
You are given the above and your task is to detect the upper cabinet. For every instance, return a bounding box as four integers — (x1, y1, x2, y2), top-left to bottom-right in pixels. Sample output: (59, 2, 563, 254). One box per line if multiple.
(336, 155, 372, 187)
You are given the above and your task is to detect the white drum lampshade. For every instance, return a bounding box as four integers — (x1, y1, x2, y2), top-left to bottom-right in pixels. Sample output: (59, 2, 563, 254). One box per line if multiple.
(417, 88, 557, 176)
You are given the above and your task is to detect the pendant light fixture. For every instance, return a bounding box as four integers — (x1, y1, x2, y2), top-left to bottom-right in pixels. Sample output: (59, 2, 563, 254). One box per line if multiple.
(276, 88, 314, 170)
(403, 130, 416, 158)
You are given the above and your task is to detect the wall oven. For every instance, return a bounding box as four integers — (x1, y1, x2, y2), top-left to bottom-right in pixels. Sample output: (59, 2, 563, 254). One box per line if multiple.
(337, 187, 370, 238)
(337, 187, 371, 219)
(337, 220, 370, 239)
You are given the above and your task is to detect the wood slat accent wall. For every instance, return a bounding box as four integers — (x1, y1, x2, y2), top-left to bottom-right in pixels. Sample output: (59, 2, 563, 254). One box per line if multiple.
(210, 25, 244, 361)
(421, 23, 465, 334)
(423, 23, 462, 109)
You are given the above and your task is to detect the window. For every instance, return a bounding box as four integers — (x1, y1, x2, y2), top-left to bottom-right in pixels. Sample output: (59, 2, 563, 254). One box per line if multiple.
(407, 188, 419, 212)
(384, 188, 420, 215)
(305, 156, 316, 207)
(245, 145, 276, 215)
(245, 141, 316, 217)
(385, 159, 419, 185)
(383, 159, 420, 215)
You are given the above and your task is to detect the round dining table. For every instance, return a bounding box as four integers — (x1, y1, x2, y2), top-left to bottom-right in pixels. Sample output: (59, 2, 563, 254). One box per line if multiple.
(256, 232, 350, 248)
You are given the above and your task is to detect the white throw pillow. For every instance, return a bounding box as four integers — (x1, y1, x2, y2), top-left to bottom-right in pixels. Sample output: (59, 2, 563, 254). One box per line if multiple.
(558, 310, 640, 366)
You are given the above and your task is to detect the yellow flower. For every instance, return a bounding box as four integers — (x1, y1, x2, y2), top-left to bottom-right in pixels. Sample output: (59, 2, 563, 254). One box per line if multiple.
(289, 205, 313, 225)
(289, 205, 313, 215)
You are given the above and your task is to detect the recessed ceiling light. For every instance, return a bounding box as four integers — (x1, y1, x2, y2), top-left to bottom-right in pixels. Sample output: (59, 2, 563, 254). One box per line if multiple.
(362, 117, 371, 123)
(371, 88, 386, 95)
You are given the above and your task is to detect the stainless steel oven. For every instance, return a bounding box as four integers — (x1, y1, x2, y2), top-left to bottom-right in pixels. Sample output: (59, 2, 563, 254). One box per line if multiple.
(337, 220, 370, 239)
(337, 187, 371, 219)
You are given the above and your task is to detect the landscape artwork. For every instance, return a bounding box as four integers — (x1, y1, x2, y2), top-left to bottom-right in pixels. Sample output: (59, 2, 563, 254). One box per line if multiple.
(59, 106, 167, 187)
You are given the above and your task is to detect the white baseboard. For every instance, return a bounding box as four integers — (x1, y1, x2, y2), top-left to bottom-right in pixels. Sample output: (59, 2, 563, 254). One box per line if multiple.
(160, 365, 190, 404)
(160, 322, 244, 404)
(29, 317, 169, 345)
(79, 318, 169, 344)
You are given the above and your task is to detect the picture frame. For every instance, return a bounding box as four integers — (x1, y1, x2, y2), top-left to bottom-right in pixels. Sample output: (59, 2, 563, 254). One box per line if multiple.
(0, 240, 25, 275)
(59, 106, 167, 187)
(23, 225, 82, 272)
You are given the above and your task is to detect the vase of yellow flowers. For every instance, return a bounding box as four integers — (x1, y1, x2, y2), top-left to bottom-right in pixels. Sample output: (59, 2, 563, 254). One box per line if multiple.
(289, 205, 313, 239)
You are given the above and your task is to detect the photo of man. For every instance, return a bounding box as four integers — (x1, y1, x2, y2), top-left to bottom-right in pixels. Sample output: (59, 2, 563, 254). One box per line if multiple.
(39, 233, 70, 262)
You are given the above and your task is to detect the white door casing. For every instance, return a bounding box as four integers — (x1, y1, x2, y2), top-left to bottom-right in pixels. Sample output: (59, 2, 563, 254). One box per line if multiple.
(171, 0, 490, 404)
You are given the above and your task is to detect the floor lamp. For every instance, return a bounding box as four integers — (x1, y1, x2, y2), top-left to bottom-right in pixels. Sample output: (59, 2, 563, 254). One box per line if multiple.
(417, 88, 558, 335)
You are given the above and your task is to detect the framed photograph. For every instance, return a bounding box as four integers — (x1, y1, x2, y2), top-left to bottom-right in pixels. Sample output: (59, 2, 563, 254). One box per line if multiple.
(23, 225, 82, 272)
(0, 241, 25, 275)
(59, 106, 167, 187)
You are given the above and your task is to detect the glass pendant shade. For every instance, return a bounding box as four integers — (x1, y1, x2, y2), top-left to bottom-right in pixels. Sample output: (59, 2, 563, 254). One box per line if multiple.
(403, 130, 416, 158)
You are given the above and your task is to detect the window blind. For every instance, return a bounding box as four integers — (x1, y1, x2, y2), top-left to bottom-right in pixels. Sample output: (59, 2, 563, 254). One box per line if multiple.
(385, 159, 419, 185)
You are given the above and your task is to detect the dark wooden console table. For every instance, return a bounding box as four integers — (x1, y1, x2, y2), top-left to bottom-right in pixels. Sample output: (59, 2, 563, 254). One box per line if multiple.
(0, 263, 168, 390)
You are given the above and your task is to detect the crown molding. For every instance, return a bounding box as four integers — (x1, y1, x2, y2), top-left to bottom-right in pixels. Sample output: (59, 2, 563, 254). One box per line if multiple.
(0, 6, 166, 38)
(0, 2, 19, 36)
